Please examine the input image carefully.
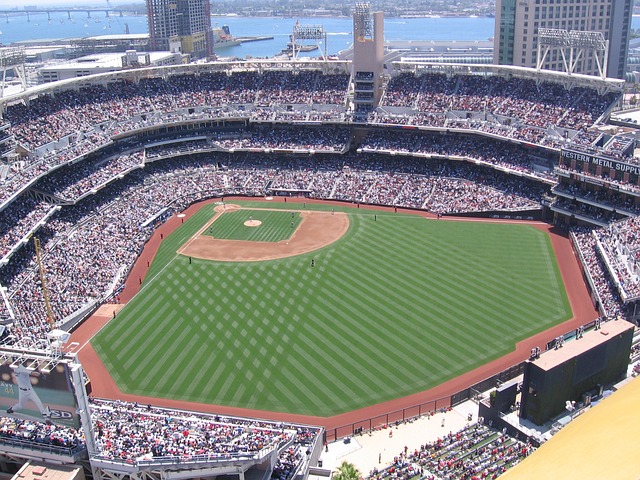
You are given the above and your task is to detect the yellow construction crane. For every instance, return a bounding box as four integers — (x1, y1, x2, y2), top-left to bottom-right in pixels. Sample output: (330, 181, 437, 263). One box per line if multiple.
(34, 237, 54, 330)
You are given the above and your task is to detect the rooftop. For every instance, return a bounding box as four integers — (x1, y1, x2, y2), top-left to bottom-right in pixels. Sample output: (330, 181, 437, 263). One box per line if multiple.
(532, 320, 634, 371)
(38, 51, 175, 71)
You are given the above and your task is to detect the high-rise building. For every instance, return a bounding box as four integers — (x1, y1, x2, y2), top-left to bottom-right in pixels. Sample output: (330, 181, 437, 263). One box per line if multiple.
(494, 0, 632, 79)
(146, 0, 213, 59)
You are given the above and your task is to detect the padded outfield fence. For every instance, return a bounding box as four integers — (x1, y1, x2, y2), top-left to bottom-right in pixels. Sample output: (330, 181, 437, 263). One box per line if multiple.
(324, 314, 621, 443)
(324, 362, 527, 443)
(324, 397, 452, 443)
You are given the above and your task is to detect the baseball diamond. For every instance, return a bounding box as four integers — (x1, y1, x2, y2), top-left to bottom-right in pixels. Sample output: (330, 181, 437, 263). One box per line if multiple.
(202, 207, 303, 242)
(92, 200, 571, 417)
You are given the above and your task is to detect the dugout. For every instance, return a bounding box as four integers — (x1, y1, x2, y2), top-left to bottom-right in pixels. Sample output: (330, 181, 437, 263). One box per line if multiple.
(519, 320, 634, 426)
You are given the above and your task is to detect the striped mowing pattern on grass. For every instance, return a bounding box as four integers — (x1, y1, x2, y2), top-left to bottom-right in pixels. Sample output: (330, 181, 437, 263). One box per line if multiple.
(93, 202, 571, 417)
(205, 209, 302, 242)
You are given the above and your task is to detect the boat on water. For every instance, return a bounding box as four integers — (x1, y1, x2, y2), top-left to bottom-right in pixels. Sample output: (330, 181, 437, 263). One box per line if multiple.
(279, 34, 319, 56)
(212, 24, 241, 49)
(281, 43, 319, 55)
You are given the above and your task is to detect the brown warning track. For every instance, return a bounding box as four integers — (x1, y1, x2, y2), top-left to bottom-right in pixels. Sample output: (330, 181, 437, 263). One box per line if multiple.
(70, 197, 598, 431)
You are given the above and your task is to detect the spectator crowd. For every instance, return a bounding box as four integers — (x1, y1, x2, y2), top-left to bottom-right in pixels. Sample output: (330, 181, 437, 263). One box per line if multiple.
(571, 226, 626, 320)
(2, 132, 638, 347)
(592, 217, 640, 301)
(0, 63, 638, 480)
(0, 397, 320, 478)
(366, 422, 534, 480)
(0, 65, 625, 213)
(376, 72, 619, 150)
(1, 143, 555, 344)
(0, 66, 634, 371)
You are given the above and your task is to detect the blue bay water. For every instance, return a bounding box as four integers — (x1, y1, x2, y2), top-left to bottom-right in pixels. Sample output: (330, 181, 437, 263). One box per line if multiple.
(217, 16, 497, 58)
(0, 13, 495, 57)
(1, 13, 639, 58)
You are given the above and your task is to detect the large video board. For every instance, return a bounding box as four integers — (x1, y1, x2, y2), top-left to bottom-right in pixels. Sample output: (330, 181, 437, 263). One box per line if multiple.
(0, 355, 80, 429)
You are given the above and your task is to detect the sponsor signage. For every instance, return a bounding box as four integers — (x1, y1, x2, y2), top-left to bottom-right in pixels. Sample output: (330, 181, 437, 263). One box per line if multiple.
(561, 149, 640, 176)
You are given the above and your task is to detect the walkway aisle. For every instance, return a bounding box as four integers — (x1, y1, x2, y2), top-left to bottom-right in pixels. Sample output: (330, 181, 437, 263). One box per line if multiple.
(318, 401, 479, 476)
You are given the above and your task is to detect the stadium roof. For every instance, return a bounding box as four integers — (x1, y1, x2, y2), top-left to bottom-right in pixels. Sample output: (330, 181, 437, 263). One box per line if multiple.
(501, 374, 640, 479)
(11, 34, 148, 46)
(84, 34, 148, 41)
(38, 51, 175, 71)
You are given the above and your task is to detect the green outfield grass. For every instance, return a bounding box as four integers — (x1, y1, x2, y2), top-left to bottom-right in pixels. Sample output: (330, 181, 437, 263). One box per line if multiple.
(92, 201, 571, 417)
(205, 209, 302, 242)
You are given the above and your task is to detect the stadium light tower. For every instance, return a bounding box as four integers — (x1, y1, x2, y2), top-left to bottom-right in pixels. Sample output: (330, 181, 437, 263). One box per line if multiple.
(0, 47, 27, 97)
(351, 2, 384, 117)
(290, 23, 328, 61)
(354, 2, 374, 40)
(537, 28, 609, 79)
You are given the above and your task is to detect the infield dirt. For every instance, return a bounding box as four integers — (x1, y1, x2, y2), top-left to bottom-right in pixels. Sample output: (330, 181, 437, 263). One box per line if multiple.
(178, 204, 349, 262)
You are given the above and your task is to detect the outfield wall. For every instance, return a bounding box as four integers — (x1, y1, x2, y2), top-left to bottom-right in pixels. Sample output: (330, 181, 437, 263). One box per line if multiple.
(325, 397, 452, 443)
(324, 361, 528, 442)
(324, 313, 626, 442)
(442, 209, 543, 221)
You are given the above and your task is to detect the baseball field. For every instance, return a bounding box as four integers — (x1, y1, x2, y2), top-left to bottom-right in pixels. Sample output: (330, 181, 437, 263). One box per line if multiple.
(92, 200, 571, 417)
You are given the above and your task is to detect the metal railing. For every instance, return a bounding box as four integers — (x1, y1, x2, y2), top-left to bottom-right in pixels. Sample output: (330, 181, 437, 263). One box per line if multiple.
(0, 435, 86, 457)
(325, 361, 528, 443)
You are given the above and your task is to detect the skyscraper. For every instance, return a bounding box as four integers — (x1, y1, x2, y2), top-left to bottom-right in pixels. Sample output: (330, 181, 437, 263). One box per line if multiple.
(147, 0, 213, 59)
(494, 0, 632, 79)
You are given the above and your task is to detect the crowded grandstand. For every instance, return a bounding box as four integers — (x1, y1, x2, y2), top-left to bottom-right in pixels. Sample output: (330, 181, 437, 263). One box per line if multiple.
(1, 56, 639, 478)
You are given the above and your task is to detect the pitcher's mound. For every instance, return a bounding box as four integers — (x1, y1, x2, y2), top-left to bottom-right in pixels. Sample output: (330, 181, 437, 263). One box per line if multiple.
(244, 220, 262, 227)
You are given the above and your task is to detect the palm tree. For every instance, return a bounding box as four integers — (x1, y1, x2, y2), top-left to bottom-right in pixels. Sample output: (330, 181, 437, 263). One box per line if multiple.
(333, 461, 361, 480)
